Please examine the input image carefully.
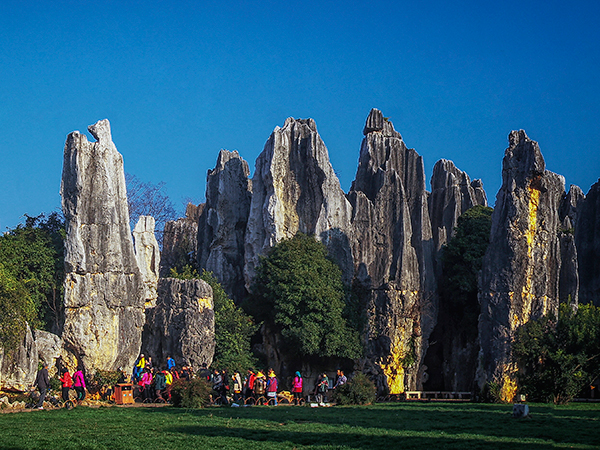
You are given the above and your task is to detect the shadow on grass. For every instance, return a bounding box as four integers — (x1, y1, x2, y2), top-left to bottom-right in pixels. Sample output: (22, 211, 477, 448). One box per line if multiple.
(143, 403, 600, 448)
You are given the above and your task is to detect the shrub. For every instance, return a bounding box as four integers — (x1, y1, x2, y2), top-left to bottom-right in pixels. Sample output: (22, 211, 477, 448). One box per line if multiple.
(334, 373, 376, 406)
(170, 378, 212, 408)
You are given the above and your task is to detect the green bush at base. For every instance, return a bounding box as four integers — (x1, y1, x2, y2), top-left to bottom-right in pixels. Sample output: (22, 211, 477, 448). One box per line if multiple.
(334, 373, 376, 405)
(170, 378, 212, 408)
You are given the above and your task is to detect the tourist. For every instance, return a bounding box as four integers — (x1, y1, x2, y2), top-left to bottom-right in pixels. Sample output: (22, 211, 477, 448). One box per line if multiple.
(133, 353, 145, 382)
(167, 356, 176, 371)
(139, 368, 153, 401)
(33, 363, 50, 409)
(244, 369, 256, 400)
(59, 368, 73, 402)
(266, 369, 278, 405)
(232, 370, 243, 403)
(292, 371, 303, 402)
(334, 369, 347, 389)
(315, 373, 329, 403)
(198, 363, 211, 381)
(154, 369, 167, 401)
(73, 366, 86, 401)
(145, 356, 153, 371)
(254, 371, 266, 398)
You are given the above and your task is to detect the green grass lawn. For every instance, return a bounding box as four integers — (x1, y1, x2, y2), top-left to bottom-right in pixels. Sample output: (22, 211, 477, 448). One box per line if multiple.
(1, 402, 599, 449)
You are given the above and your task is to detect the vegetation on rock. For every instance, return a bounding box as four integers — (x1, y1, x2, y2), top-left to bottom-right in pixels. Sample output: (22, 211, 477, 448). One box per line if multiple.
(0, 213, 65, 350)
(170, 265, 258, 372)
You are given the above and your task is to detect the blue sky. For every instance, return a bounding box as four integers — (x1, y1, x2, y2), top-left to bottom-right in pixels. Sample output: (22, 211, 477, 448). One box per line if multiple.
(1, 0, 599, 230)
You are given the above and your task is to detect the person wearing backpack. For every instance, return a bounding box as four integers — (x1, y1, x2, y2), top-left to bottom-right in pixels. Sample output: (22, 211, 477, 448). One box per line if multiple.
(232, 370, 243, 404)
(315, 373, 329, 404)
(254, 371, 266, 398)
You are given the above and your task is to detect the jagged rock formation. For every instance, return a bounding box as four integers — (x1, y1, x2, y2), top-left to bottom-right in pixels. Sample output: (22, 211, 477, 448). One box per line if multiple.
(133, 215, 160, 307)
(429, 159, 487, 257)
(348, 108, 436, 393)
(575, 180, 600, 306)
(197, 150, 252, 302)
(478, 130, 565, 398)
(143, 278, 215, 368)
(244, 117, 354, 287)
(161, 203, 203, 277)
(0, 325, 38, 390)
(60, 119, 145, 372)
(559, 185, 584, 305)
(35, 330, 63, 370)
(424, 159, 488, 391)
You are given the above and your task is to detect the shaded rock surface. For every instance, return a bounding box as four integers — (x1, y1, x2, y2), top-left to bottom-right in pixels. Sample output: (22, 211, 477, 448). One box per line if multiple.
(244, 117, 354, 287)
(348, 108, 436, 394)
(133, 215, 160, 307)
(0, 324, 38, 390)
(197, 150, 252, 302)
(424, 159, 488, 391)
(558, 185, 584, 305)
(575, 180, 600, 306)
(161, 203, 203, 277)
(478, 130, 565, 395)
(143, 278, 215, 369)
(61, 119, 145, 372)
(429, 159, 487, 257)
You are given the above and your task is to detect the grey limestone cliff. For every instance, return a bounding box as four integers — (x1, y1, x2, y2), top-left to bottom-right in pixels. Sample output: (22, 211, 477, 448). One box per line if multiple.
(575, 180, 600, 306)
(349, 108, 436, 394)
(133, 215, 160, 307)
(143, 278, 215, 368)
(61, 119, 145, 372)
(197, 150, 252, 302)
(244, 117, 354, 288)
(161, 203, 203, 277)
(477, 130, 565, 398)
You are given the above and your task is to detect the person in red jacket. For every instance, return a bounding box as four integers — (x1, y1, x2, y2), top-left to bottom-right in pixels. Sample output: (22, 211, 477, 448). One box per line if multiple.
(59, 368, 73, 402)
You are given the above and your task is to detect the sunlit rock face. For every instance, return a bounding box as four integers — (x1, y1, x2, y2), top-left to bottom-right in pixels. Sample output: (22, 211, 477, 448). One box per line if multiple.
(244, 117, 354, 288)
(477, 130, 565, 399)
(575, 180, 600, 306)
(197, 150, 252, 303)
(133, 215, 160, 308)
(143, 278, 215, 369)
(348, 108, 436, 394)
(160, 203, 203, 277)
(61, 119, 145, 372)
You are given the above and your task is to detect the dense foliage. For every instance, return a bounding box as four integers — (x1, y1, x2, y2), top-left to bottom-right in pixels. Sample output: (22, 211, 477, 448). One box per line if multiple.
(170, 377, 212, 408)
(334, 373, 377, 405)
(440, 205, 493, 338)
(0, 213, 65, 350)
(170, 266, 258, 372)
(249, 233, 361, 359)
(514, 302, 600, 404)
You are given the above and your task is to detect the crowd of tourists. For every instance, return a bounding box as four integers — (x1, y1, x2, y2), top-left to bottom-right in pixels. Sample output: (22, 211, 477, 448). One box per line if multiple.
(32, 352, 348, 408)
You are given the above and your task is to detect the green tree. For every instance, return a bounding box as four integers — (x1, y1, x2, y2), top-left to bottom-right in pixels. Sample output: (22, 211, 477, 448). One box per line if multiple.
(170, 265, 258, 372)
(249, 233, 361, 359)
(514, 302, 600, 404)
(0, 263, 37, 351)
(0, 213, 65, 343)
(440, 205, 493, 338)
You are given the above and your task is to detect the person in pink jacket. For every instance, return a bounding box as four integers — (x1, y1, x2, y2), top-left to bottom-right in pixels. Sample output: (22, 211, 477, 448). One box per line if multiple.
(139, 368, 153, 402)
(292, 371, 303, 402)
(73, 367, 86, 401)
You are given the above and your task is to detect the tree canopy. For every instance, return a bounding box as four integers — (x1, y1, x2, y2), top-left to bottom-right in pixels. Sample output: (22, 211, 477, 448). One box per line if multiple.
(249, 233, 361, 359)
(0, 213, 65, 350)
(514, 302, 600, 404)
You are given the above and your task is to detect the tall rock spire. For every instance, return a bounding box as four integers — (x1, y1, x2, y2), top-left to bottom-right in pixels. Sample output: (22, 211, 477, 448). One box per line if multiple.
(477, 130, 565, 399)
(61, 119, 145, 371)
(349, 108, 436, 394)
(197, 149, 252, 302)
(244, 117, 354, 288)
